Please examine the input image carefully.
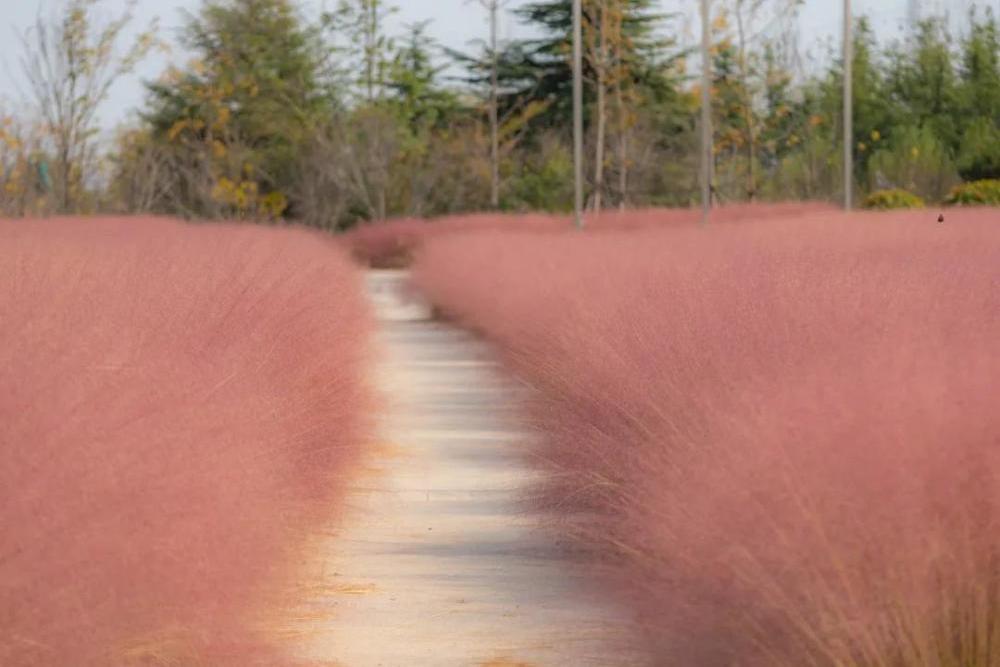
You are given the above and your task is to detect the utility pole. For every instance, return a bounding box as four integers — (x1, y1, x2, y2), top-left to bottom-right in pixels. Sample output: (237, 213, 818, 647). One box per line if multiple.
(478, 0, 503, 209)
(700, 0, 712, 224)
(572, 0, 585, 229)
(843, 0, 853, 211)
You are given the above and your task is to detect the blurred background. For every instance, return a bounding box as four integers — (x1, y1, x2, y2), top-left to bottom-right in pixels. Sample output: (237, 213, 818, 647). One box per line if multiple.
(0, 0, 997, 224)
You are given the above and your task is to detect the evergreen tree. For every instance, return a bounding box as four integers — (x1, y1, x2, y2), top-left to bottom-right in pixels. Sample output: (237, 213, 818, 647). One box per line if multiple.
(143, 0, 332, 218)
(885, 19, 960, 151)
(956, 9, 1000, 180)
(501, 0, 680, 128)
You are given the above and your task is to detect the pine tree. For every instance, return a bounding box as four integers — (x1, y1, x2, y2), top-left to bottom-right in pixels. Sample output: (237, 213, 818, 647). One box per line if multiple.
(502, 0, 678, 129)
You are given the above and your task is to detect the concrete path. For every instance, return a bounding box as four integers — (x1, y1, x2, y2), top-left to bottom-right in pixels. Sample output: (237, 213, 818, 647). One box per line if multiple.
(289, 270, 644, 667)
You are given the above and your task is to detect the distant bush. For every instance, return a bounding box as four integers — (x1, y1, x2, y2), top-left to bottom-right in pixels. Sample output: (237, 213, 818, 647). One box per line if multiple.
(957, 118, 1000, 182)
(868, 125, 960, 202)
(1, 218, 372, 666)
(946, 179, 1000, 206)
(863, 188, 926, 210)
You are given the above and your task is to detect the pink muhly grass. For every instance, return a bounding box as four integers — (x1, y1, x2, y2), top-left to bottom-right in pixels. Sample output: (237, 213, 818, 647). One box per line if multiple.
(412, 207, 1000, 665)
(342, 202, 836, 268)
(1, 217, 373, 666)
(342, 212, 566, 267)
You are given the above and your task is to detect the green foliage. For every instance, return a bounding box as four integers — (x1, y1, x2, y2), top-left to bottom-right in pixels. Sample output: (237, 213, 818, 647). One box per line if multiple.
(14, 0, 1000, 221)
(505, 134, 574, 212)
(323, 0, 398, 103)
(945, 179, 1000, 206)
(885, 19, 960, 150)
(862, 188, 926, 210)
(957, 11, 1000, 129)
(767, 133, 841, 202)
(141, 0, 332, 218)
(387, 23, 460, 132)
(957, 117, 1000, 181)
(867, 125, 959, 202)
(503, 0, 682, 129)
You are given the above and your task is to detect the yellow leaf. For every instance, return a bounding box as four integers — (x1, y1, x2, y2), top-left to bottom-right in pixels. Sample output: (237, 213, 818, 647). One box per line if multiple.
(167, 119, 190, 142)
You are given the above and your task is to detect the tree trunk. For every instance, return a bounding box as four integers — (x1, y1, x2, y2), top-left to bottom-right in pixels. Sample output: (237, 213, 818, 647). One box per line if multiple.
(366, 1, 376, 103)
(592, 2, 608, 213)
(489, 1, 500, 208)
(59, 138, 72, 213)
(736, 2, 756, 201)
(612, 3, 627, 210)
(615, 80, 628, 210)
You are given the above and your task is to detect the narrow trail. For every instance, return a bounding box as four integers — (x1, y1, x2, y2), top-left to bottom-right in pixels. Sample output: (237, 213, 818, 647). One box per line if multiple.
(289, 270, 644, 666)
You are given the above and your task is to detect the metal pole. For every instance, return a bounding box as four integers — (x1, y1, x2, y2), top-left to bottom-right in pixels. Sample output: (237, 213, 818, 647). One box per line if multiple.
(700, 0, 712, 225)
(843, 0, 853, 211)
(572, 0, 585, 229)
(489, 0, 500, 209)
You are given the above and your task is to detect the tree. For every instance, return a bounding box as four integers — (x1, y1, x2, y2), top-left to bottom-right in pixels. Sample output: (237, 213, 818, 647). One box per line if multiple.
(885, 18, 960, 151)
(505, 0, 675, 126)
(324, 0, 398, 104)
(956, 8, 1000, 180)
(957, 8, 1000, 125)
(0, 111, 49, 217)
(709, 0, 803, 201)
(322, 0, 400, 221)
(476, 0, 512, 209)
(142, 0, 333, 220)
(20, 0, 157, 213)
(815, 18, 898, 193)
(500, 0, 682, 209)
(385, 23, 464, 216)
(448, 8, 552, 212)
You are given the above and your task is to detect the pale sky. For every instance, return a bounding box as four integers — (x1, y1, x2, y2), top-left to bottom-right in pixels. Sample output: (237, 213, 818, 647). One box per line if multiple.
(1, 0, 989, 134)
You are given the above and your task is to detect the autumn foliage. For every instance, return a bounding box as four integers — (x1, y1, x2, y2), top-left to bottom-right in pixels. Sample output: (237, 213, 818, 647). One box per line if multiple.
(0, 217, 372, 666)
(412, 206, 1000, 665)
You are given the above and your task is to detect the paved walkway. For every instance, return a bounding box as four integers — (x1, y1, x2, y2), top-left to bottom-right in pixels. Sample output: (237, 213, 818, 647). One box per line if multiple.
(289, 270, 643, 667)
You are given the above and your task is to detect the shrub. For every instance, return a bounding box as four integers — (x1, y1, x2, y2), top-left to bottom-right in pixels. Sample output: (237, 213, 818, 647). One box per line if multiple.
(863, 188, 926, 210)
(946, 179, 1000, 206)
(413, 209, 1000, 666)
(504, 133, 575, 212)
(868, 125, 960, 202)
(957, 118, 1000, 182)
(0, 217, 372, 666)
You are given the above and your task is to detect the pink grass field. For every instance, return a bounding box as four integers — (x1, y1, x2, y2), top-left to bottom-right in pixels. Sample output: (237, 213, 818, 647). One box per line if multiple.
(0, 217, 373, 666)
(342, 202, 836, 267)
(412, 206, 1000, 665)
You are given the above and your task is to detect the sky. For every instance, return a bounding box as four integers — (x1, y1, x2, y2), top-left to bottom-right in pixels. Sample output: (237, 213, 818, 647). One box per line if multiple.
(0, 0, 988, 133)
